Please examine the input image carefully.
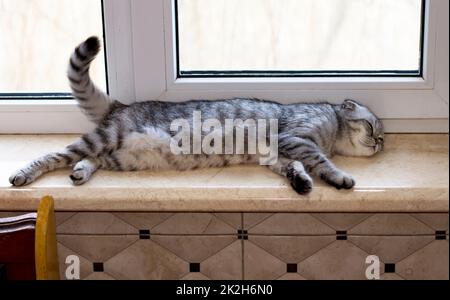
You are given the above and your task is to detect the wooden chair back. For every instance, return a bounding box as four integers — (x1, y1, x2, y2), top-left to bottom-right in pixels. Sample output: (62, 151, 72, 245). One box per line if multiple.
(0, 196, 59, 280)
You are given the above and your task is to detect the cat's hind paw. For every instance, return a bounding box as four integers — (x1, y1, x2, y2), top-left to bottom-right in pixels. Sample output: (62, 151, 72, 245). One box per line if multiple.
(70, 159, 98, 186)
(9, 171, 35, 187)
(70, 168, 91, 186)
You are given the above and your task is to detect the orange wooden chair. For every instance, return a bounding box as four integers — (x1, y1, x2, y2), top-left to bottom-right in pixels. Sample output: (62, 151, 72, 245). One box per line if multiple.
(0, 196, 59, 280)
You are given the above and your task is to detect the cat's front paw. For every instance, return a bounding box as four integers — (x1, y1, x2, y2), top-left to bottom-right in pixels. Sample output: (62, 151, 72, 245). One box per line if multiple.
(321, 171, 355, 190)
(9, 170, 35, 187)
(70, 168, 90, 186)
(287, 168, 314, 195)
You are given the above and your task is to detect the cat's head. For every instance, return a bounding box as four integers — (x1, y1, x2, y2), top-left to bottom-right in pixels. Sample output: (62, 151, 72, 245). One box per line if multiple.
(335, 99, 384, 157)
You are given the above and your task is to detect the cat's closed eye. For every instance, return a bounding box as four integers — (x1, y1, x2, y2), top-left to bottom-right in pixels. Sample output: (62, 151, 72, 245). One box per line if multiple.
(363, 120, 374, 135)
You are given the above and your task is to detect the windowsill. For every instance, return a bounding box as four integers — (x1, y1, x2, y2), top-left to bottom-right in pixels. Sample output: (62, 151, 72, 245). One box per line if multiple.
(0, 134, 448, 213)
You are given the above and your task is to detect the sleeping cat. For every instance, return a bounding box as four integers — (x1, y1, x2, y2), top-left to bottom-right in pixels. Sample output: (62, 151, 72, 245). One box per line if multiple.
(9, 37, 384, 195)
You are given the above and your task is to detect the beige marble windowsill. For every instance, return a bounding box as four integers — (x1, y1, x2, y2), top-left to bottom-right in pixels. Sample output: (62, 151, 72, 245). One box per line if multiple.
(0, 134, 448, 213)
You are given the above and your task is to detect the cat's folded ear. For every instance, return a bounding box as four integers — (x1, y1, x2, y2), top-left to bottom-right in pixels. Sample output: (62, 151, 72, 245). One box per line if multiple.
(342, 99, 358, 111)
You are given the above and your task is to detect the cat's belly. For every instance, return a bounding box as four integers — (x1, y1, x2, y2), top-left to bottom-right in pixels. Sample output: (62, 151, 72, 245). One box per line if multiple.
(114, 127, 259, 172)
(115, 128, 173, 171)
(115, 149, 258, 172)
(115, 149, 171, 171)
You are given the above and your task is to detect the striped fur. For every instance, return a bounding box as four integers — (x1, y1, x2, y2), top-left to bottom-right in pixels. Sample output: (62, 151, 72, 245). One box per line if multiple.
(68, 37, 114, 124)
(9, 37, 385, 195)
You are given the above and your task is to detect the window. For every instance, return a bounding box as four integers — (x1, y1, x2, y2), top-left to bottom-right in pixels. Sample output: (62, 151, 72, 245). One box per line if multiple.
(0, 0, 106, 99)
(0, 0, 448, 134)
(177, 0, 425, 78)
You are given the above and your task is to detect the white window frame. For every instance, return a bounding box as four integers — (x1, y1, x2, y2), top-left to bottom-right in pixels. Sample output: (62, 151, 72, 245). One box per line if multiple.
(0, 0, 448, 134)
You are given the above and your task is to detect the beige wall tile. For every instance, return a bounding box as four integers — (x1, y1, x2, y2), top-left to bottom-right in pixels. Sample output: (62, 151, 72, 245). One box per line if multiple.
(413, 214, 449, 232)
(244, 241, 286, 280)
(105, 240, 189, 280)
(48, 212, 447, 281)
(277, 273, 306, 280)
(298, 241, 370, 280)
(249, 213, 334, 235)
(57, 235, 138, 262)
(250, 236, 335, 263)
(214, 213, 242, 230)
(350, 236, 434, 263)
(84, 272, 116, 280)
(57, 213, 137, 234)
(380, 273, 404, 280)
(181, 273, 211, 280)
(397, 241, 449, 280)
(55, 212, 76, 226)
(312, 213, 373, 231)
(152, 213, 235, 235)
(243, 213, 274, 230)
(349, 214, 434, 235)
(57, 242, 93, 280)
(151, 235, 236, 262)
(202, 241, 242, 280)
(114, 213, 174, 230)
(380, 273, 405, 280)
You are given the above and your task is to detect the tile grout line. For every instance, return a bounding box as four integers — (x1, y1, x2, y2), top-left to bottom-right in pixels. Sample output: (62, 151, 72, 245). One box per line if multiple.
(277, 238, 337, 269)
(58, 234, 140, 270)
(241, 212, 245, 280)
(242, 233, 441, 237)
(90, 243, 140, 280)
(148, 235, 203, 269)
(201, 214, 216, 235)
(57, 240, 93, 265)
(244, 213, 275, 232)
(111, 212, 176, 232)
(213, 213, 242, 231)
(55, 212, 79, 228)
(308, 213, 345, 232)
(331, 213, 375, 232)
(198, 238, 240, 265)
(389, 238, 439, 268)
(410, 213, 447, 232)
(57, 241, 95, 281)
(57, 232, 239, 236)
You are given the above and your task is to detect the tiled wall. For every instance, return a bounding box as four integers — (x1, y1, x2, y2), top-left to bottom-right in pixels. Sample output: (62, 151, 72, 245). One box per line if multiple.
(1, 212, 448, 280)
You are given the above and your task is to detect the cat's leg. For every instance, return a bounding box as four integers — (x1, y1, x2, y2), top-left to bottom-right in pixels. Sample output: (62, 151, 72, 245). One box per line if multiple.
(70, 157, 100, 185)
(268, 157, 313, 195)
(280, 137, 355, 190)
(9, 135, 99, 187)
(70, 152, 127, 185)
(9, 151, 79, 187)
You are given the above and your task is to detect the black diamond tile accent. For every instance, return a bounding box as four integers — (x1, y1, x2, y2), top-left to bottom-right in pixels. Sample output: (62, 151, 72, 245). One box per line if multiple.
(336, 231, 348, 240)
(436, 231, 447, 240)
(190, 263, 201, 273)
(384, 263, 396, 273)
(93, 262, 104, 272)
(238, 230, 248, 240)
(287, 264, 298, 273)
(139, 229, 151, 239)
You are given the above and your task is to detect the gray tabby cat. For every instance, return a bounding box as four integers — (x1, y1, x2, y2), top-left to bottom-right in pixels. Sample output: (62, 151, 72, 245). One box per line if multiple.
(9, 37, 384, 195)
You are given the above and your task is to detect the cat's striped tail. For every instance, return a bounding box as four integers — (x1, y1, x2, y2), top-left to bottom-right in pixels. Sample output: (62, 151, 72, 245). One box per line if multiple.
(68, 36, 113, 124)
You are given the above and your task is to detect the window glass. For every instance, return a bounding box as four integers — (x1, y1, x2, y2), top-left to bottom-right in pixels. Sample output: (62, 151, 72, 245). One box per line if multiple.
(177, 0, 424, 77)
(0, 0, 106, 96)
